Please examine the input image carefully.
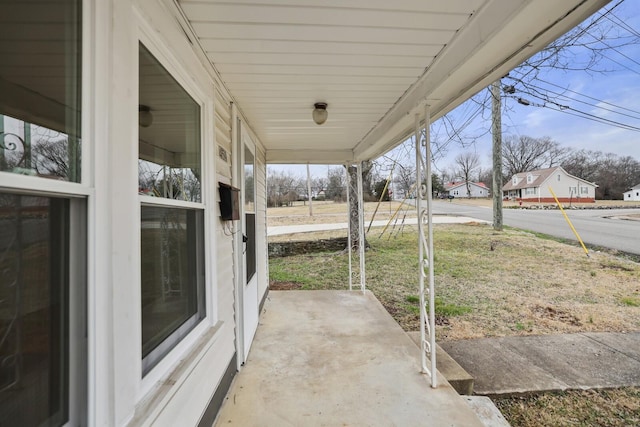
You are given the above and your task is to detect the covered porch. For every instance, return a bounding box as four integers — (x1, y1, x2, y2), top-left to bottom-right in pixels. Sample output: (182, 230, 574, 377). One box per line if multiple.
(214, 290, 484, 426)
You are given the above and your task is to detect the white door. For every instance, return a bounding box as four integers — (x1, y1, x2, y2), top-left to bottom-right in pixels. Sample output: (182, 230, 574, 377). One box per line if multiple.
(237, 126, 259, 362)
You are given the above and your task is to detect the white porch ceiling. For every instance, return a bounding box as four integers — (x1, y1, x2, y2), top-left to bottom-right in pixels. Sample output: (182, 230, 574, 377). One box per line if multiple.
(177, 0, 611, 164)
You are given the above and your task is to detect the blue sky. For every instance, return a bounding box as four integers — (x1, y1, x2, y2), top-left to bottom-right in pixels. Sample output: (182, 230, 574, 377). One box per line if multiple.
(271, 0, 640, 180)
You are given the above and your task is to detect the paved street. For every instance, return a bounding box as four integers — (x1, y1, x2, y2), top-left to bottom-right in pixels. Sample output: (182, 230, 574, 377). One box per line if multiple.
(430, 200, 640, 255)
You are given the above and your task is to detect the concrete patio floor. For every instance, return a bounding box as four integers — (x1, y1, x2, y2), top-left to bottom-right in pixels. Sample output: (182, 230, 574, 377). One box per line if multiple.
(214, 290, 484, 426)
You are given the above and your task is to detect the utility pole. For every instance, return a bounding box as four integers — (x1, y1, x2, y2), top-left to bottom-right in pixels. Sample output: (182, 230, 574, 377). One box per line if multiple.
(491, 80, 503, 231)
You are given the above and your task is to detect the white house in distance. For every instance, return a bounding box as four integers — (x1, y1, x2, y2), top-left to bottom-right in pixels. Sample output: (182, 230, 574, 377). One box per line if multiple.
(445, 181, 489, 198)
(0, 1, 611, 426)
(502, 166, 597, 203)
(624, 184, 640, 201)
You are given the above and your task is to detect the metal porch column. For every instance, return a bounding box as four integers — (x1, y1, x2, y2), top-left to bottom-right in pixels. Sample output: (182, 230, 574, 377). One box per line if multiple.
(357, 161, 366, 294)
(416, 106, 437, 387)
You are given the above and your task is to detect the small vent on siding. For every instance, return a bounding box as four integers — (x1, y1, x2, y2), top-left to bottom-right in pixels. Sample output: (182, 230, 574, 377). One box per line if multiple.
(218, 146, 228, 163)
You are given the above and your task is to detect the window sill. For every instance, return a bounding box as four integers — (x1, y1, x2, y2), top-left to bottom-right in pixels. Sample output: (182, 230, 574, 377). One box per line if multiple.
(132, 321, 224, 424)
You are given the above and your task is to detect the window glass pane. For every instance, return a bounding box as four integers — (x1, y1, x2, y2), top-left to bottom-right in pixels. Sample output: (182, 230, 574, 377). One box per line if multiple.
(244, 147, 256, 282)
(244, 147, 254, 212)
(138, 44, 201, 202)
(140, 206, 205, 371)
(0, 193, 69, 426)
(0, 0, 82, 181)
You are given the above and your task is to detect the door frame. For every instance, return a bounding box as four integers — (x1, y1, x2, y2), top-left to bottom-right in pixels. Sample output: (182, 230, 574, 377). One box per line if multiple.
(232, 116, 259, 366)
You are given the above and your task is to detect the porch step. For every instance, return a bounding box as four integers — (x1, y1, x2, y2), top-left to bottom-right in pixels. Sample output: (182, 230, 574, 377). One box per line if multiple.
(407, 331, 474, 395)
(463, 396, 511, 427)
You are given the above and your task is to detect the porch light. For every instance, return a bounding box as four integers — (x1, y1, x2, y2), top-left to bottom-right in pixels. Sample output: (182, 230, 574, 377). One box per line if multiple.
(312, 102, 328, 125)
(139, 104, 154, 127)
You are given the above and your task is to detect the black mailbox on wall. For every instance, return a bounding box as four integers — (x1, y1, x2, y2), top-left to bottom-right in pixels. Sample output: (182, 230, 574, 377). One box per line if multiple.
(218, 182, 240, 221)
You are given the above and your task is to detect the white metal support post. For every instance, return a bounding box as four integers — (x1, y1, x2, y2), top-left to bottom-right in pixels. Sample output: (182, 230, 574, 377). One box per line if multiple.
(345, 163, 353, 291)
(357, 161, 366, 294)
(416, 106, 437, 387)
(307, 163, 313, 217)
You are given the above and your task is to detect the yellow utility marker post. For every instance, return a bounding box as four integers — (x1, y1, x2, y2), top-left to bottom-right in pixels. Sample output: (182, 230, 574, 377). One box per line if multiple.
(548, 186, 590, 257)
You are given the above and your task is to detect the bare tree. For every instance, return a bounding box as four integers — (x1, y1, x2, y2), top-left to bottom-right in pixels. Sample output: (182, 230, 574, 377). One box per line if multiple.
(326, 166, 346, 201)
(392, 163, 415, 198)
(267, 168, 303, 207)
(31, 137, 70, 178)
(562, 149, 640, 200)
(478, 166, 494, 192)
(510, 1, 636, 89)
(502, 135, 565, 177)
(560, 149, 602, 182)
(454, 152, 480, 197)
(311, 176, 327, 197)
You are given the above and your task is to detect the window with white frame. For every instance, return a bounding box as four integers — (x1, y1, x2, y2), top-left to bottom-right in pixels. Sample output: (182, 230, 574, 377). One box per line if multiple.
(1, 3, 81, 181)
(569, 186, 577, 195)
(138, 43, 205, 374)
(526, 174, 533, 184)
(580, 186, 588, 194)
(0, 1, 85, 425)
(525, 187, 536, 195)
(512, 176, 517, 185)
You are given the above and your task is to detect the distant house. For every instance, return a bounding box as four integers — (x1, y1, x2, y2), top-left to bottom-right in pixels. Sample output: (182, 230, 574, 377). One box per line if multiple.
(623, 184, 640, 201)
(444, 181, 489, 198)
(502, 166, 597, 203)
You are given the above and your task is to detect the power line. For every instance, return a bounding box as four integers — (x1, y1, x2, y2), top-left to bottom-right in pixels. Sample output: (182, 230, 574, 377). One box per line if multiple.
(599, 5, 640, 39)
(534, 76, 640, 115)
(506, 74, 640, 124)
(510, 92, 640, 132)
(582, 29, 640, 73)
(525, 81, 640, 121)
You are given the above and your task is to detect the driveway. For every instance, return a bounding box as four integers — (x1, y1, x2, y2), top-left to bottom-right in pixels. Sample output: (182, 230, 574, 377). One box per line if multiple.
(429, 200, 640, 255)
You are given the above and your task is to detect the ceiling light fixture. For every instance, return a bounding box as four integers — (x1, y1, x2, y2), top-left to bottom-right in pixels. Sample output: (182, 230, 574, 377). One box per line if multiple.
(312, 102, 328, 125)
(139, 105, 153, 128)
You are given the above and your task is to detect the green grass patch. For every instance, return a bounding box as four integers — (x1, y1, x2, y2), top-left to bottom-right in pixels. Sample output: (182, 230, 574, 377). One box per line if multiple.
(405, 295, 420, 304)
(621, 296, 640, 307)
(434, 297, 472, 317)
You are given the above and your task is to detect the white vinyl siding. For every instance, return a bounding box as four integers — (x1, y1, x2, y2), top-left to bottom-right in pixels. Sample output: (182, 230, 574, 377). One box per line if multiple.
(215, 89, 233, 180)
(214, 89, 237, 340)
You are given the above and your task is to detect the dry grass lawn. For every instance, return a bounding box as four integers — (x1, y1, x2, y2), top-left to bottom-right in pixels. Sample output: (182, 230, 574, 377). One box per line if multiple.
(268, 200, 416, 226)
(269, 224, 640, 340)
(494, 388, 640, 427)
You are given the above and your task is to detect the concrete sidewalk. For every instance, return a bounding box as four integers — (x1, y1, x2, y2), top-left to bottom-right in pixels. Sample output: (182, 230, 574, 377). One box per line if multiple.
(268, 215, 489, 236)
(440, 332, 640, 395)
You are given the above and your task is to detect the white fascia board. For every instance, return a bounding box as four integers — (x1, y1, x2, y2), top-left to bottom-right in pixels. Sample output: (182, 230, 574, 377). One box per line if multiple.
(266, 149, 353, 164)
(353, 0, 611, 161)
